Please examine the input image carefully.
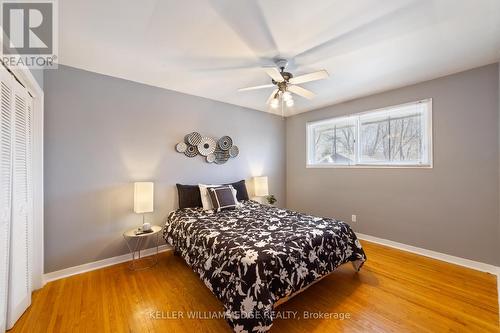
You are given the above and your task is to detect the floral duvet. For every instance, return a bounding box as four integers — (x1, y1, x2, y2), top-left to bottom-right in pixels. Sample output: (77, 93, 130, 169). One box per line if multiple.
(163, 200, 366, 333)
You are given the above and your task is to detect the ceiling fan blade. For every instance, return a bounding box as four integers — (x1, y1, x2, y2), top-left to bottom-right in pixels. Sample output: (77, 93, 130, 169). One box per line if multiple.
(208, 1, 278, 57)
(264, 67, 284, 82)
(238, 84, 275, 92)
(288, 85, 315, 100)
(289, 70, 329, 85)
(266, 89, 279, 104)
(293, 1, 427, 66)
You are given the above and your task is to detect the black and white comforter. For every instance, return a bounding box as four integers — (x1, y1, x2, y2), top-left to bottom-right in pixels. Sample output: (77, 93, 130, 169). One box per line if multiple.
(163, 201, 366, 333)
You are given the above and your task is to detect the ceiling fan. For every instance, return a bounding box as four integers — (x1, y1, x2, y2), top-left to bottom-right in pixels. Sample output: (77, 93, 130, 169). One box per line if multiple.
(238, 59, 329, 110)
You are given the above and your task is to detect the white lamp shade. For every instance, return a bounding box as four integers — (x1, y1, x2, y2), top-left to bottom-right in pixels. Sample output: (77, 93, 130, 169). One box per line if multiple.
(134, 182, 154, 213)
(254, 176, 269, 197)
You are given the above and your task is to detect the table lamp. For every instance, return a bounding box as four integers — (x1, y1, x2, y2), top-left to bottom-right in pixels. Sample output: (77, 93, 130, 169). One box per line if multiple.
(134, 182, 154, 230)
(254, 176, 269, 197)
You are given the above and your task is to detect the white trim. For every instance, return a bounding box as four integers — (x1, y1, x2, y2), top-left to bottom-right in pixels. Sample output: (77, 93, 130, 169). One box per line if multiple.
(356, 233, 499, 274)
(43, 245, 172, 284)
(306, 164, 433, 169)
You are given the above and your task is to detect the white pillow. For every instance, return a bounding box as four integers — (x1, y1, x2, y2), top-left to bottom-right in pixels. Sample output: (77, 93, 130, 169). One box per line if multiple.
(230, 188, 241, 208)
(198, 184, 239, 210)
(198, 184, 218, 210)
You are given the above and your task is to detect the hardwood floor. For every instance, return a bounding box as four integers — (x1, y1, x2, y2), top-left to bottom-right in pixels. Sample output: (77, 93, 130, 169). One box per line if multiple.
(9, 240, 499, 332)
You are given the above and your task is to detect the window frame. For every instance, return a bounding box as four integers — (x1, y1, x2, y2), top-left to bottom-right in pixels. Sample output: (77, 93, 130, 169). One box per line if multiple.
(306, 99, 433, 169)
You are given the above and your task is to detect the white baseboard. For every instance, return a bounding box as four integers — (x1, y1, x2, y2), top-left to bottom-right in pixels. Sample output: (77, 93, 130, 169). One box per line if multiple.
(357, 233, 499, 274)
(43, 245, 172, 284)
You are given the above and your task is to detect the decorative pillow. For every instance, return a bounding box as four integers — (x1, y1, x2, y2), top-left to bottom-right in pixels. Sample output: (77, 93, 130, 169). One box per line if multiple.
(198, 184, 220, 210)
(199, 184, 239, 210)
(176, 184, 202, 209)
(226, 180, 249, 201)
(208, 186, 238, 212)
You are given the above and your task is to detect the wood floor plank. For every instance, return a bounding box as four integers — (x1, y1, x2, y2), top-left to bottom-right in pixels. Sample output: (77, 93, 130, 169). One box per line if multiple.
(8, 240, 499, 332)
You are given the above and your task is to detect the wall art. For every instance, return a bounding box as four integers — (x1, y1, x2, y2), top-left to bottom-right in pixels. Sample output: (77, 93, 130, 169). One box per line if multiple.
(176, 132, 239, 164)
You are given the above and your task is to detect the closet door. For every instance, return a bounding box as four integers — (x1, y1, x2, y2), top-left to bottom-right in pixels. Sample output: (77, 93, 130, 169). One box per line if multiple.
(0, 70, 13, 332)
(6, 75, 33, 330)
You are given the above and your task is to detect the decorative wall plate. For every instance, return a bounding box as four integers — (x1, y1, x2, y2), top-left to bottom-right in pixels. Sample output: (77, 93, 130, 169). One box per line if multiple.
(214, 148, 230, 164)
(185, 132, 202, 146)
(197, 137, 216, 156)
(176, 133, 238, 164)
(229, 145, 239, 157)
(184, 145, 198, 157)
(206, 153, 216, 163)
(175, 142, 187, 153)
(217, 136, 233, 151)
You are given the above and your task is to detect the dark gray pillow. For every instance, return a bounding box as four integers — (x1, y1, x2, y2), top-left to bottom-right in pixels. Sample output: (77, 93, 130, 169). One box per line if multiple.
(225, 180, 249, 201)
(208, 186, 237, 212)
(176, 184, 202, 209)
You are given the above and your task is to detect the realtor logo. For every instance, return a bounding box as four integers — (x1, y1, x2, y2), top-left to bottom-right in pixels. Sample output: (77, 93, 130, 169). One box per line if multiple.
(1, 0, 58, 68)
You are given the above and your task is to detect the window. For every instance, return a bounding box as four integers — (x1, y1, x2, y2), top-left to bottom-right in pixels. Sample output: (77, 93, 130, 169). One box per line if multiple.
(307, 99, 432, 167)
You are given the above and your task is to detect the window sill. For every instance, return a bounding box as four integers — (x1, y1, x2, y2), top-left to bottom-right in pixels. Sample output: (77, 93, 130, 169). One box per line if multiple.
(306, 164, 433, 169)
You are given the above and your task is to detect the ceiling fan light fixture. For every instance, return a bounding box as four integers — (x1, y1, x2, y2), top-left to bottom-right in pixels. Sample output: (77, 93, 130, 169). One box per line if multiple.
(282, 91, 292, 101)
(270, 98, 279, 109)
(237, 59, 329, 109)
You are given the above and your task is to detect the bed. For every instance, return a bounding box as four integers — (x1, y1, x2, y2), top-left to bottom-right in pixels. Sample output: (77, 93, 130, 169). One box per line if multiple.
(163, 198, 366, 333)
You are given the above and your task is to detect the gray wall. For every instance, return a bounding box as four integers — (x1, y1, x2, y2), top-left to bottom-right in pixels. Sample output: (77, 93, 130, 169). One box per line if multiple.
(286, 63, 500, 265)
(30, 69, 43, 90)
(44, 65, 286, 272)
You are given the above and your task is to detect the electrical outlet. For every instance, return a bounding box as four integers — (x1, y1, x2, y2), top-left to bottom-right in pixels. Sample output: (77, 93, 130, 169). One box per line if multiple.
(351, 215, 357, 222)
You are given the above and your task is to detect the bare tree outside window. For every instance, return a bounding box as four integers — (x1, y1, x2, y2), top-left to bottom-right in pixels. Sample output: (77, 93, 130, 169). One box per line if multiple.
(313, 121, 355, 164)
(360, 113, 422, 163)
(390, 114, 422, 162)
(360, 119, 389, 162)
(307, 99, 431, 167)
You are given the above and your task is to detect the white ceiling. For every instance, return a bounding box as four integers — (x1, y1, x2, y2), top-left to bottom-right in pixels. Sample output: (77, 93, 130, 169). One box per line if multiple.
(59, 0, 500, 116)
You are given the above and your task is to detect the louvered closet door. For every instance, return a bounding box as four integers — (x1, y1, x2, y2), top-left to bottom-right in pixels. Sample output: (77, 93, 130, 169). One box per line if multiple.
(0, 69, 13, 332)
(6, 73, 33, 330)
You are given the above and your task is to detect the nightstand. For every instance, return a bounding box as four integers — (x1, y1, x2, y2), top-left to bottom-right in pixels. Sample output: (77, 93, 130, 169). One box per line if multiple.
(123, 225, 162, 270)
